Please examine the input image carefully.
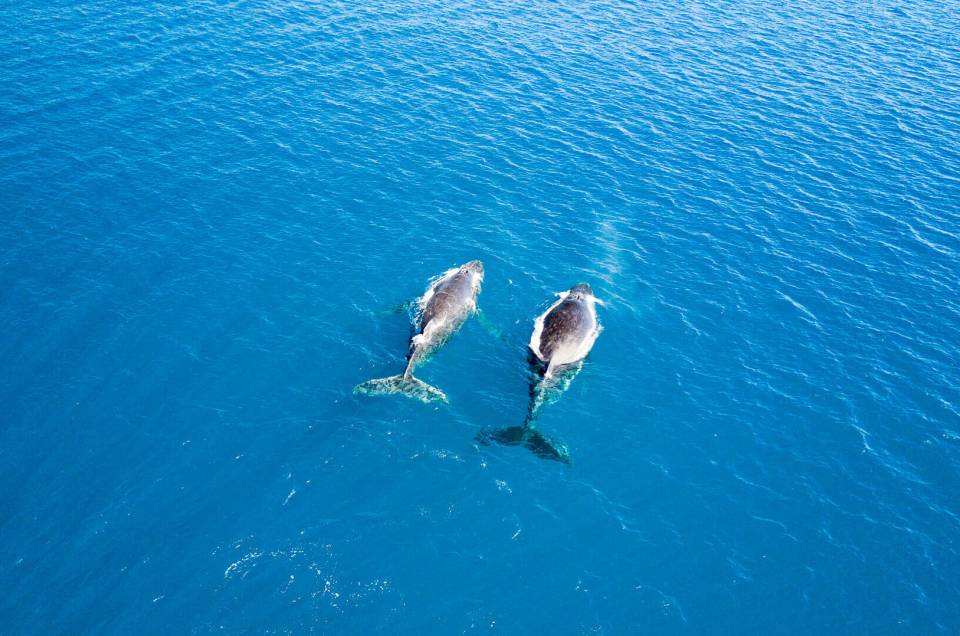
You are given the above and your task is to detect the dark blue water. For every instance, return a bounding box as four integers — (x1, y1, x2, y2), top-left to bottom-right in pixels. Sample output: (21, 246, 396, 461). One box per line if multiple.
(2, 0, 959, 633)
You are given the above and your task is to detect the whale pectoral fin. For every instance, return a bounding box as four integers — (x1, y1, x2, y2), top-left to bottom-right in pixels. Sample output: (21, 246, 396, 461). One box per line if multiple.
(354, 375, 447, 403)
(475, 308, 507, 342)
(375, 300, 414, 317)
(475, 426, 570, 464)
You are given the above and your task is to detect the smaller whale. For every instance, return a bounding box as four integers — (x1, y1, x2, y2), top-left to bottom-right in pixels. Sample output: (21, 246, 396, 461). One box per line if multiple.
(355, 260, 484, 403)
(478, 283, 602, 462)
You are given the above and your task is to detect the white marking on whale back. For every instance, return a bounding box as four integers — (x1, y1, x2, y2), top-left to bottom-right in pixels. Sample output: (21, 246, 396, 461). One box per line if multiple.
(545, 319, 601, 377)
(422, 315, 447, 341)
(528, 291, 602, 377)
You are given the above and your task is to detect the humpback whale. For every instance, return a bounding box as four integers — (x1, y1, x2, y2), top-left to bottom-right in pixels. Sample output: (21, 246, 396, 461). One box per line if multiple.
(478, 283, 602, 462)
(354, 260, 484, 403)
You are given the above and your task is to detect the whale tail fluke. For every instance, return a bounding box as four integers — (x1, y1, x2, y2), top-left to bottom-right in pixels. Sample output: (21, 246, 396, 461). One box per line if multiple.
(354, 374, 447, 403)
(475, 425, 570, 464)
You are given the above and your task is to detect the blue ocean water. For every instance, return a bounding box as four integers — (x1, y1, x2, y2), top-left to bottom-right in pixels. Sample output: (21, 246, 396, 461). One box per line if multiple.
(2, 0, 959, 632)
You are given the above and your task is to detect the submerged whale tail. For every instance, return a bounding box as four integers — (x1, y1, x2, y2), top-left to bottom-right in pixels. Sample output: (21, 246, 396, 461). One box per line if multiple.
(475, 424, 570, 464)
(353, 374, 447, 403)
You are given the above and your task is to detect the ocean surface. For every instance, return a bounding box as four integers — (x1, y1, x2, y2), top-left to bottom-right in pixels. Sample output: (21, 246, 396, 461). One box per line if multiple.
(2, 0, 959, 633)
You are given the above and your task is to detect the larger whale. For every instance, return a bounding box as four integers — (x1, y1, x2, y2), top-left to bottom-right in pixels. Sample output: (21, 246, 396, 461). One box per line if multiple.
(355, 260, 484, 403)
(478, 283, 602, 462)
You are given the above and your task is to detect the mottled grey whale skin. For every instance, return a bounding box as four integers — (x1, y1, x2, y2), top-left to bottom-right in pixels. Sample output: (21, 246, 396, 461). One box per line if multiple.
(420, 265, 479, 326)
(413, 260, 485, 370)
(478, 282, 602, 463)
(354, 260, 484, 403)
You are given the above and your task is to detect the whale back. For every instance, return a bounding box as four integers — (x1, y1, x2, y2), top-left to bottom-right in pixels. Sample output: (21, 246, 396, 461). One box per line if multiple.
(539, 297, 593, 362)
(420, 268, 480, 332)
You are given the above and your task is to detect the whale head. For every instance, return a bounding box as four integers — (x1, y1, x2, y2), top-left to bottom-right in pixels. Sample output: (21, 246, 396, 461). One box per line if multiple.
(461, 259, 484, 279)
(569, 282, 593, 299)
